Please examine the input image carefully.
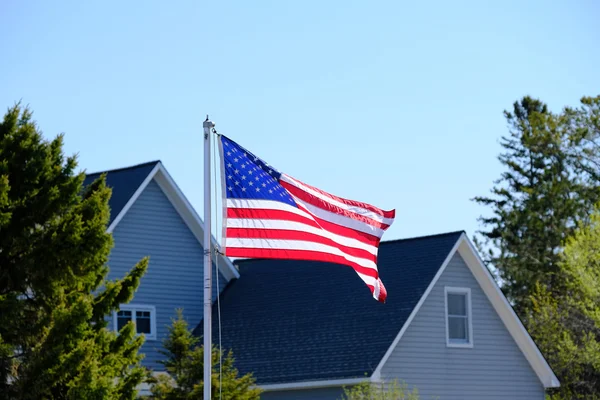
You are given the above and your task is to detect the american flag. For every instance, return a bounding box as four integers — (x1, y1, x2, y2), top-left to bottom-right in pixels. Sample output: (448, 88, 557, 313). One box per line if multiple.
(218, 134, 395, 302)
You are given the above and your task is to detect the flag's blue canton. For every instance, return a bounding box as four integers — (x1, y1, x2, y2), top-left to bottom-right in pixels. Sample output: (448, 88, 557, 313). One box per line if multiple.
(220, 135, 297, 207)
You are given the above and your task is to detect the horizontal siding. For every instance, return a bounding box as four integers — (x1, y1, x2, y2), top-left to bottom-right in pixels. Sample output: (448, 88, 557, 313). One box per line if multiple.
(261, 387, 346, 400)
(107, 179, 228, 370)
(380, 252, 545, 399)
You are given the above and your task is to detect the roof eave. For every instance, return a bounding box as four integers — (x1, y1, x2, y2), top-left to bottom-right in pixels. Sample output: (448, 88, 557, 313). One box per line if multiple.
(258, 377, 372, 392)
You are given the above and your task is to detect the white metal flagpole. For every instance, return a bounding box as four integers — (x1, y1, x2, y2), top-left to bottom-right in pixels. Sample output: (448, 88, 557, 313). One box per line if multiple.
(203, 116, 214, 399)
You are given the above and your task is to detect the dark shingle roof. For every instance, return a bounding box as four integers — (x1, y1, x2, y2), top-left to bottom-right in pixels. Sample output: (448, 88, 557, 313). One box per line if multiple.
(198, 231, 463, 385)
(83, 161, 160, 225)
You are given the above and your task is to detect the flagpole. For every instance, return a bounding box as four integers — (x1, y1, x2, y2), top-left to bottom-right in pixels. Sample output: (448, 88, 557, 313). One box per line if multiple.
(203, 116, 214, 399)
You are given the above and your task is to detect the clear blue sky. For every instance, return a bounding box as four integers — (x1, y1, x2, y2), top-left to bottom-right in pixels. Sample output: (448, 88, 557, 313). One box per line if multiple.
(1, 0, 599, 242)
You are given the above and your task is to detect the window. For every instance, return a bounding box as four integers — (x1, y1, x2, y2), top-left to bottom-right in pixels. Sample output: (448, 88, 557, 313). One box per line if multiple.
(113, 305, 156, 340)
(117, 310, 132, 331)
(445, 287, 473, 347)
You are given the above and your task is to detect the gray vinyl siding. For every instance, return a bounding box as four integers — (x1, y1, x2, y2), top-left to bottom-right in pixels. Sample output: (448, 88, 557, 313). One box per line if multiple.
(106, 179, 228, 370)
(380, 252, 545, 400)
(261, 386, 346, 400)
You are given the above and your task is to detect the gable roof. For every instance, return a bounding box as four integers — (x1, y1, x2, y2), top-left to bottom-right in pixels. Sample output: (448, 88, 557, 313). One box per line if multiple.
(199, 231, 559, 391)
(83, 161, 239, 281)
(198, 231, 463, 385)
(84, 161, 160, 227)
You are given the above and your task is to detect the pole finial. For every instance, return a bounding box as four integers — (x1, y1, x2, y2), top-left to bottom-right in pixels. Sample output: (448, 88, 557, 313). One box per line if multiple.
(203, 115, 215, 129)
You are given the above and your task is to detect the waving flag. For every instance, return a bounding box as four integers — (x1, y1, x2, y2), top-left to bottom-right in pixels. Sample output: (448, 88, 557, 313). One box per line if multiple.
(218, 135, 395, 302)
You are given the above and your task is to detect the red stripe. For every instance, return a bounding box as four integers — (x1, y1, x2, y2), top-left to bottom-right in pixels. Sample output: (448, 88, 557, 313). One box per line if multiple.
(225, 246, 379, 280)
(281, 181, 390, 230)
(283, 174, 396, 219)
(227, 208, 321, 230)
(227, 206, 381, 247)
(225, 227, 378, 262)
(376, 278, 387, 303)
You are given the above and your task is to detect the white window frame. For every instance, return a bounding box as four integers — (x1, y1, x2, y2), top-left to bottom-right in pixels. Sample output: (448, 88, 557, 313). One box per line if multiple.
(113, 304, 157, 341)
(444, 286, 473, 348)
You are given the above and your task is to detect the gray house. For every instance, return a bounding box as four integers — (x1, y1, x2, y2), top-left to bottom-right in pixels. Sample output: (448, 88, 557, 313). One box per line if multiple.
(87, 161, 559, 399)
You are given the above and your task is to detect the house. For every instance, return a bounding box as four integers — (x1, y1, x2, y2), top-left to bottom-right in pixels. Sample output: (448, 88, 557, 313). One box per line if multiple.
(199, 232, 559, 399)
(87, 160, 559, 399)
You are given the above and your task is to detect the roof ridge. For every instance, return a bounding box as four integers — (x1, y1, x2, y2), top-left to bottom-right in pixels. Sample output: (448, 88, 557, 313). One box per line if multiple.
(380, 230, 465, 245)
(233, 230, 465, 265)
(84, 160, 161, 176)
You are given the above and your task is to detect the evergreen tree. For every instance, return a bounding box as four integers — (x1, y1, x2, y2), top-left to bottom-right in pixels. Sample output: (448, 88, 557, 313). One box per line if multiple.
(528, 206, 600, 399)
(473, 95, 600, 316)
(0, 104, 149, 399)
(148, 309, 262, 400)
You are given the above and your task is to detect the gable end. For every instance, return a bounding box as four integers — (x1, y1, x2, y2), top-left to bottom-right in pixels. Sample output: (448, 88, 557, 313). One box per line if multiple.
(372, 234, 558, 389)
(86, 161, 239, 281)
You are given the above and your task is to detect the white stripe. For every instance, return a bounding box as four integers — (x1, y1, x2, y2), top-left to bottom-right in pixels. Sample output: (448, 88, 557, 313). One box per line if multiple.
(282, 174, 395, 225)
(226, 218, 378, 256)
(224, 237, 379, 272)
(353, 272, 377, 289)
(291, 196, 386, 238)
(373, 278, 380, 300)
(227, 198, 311, 220)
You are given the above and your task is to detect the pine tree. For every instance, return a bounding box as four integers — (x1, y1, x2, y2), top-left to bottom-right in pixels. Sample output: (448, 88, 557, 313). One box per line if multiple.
(0, 104, 149, 399)
(148, 309, 262, 400)
(473, 95, 600, 316)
